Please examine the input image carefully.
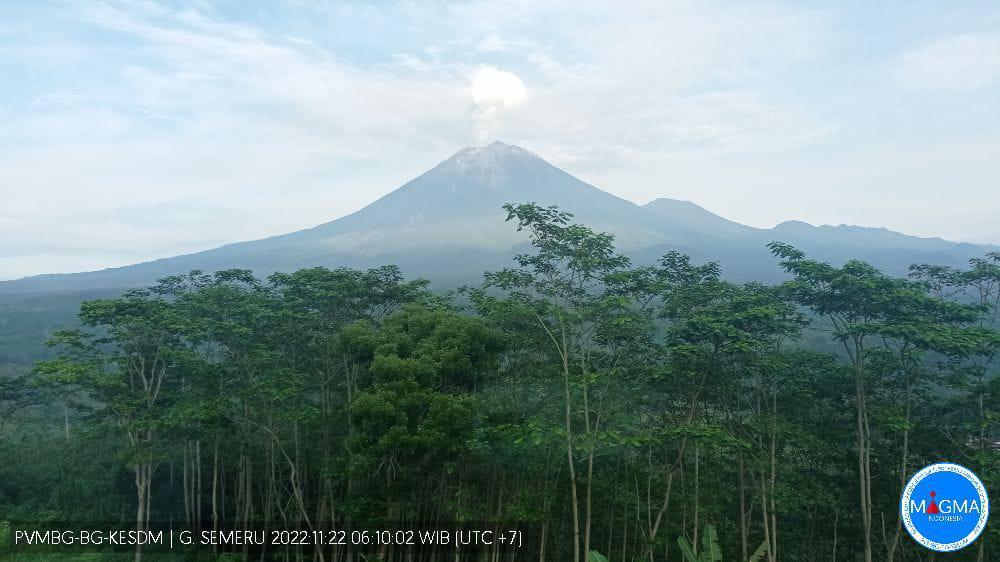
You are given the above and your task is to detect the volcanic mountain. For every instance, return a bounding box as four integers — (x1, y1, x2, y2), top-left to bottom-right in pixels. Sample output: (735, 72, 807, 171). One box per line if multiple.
(1, 141, 994, 295)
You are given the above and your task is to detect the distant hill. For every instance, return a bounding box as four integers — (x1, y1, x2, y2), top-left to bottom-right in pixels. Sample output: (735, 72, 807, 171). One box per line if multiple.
(1, 141, 995, 296)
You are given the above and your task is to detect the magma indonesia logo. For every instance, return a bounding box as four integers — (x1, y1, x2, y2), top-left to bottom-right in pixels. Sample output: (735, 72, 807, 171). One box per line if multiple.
(901, 463, 989, 552)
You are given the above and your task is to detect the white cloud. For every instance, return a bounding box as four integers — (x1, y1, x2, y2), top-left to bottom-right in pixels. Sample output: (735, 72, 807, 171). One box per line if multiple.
(469, 66, 527, 141)
(1, 0, 484, 278)
(474, 35, 510, 53)
(894, 32, 1000, 92)
(470, 66, 526, 105)
(2, 0, 998, 279)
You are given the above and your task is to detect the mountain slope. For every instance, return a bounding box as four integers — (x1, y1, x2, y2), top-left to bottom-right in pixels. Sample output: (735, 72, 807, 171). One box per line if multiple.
(267, 142, 673, 252)
(1, 141, 995, 295)
(642, 197, 762, 239)
(637, 197, 991, 281)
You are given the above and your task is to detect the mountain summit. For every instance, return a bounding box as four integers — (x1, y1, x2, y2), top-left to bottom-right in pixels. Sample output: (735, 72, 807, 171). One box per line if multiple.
(321, 140, 633, 222)
(263, 141, 669, 255)
(446, 141, 546, 182)
(1, 142, 995, 294)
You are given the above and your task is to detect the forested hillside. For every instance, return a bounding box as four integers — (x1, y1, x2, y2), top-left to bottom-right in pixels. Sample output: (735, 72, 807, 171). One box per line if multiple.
(1, 204, 997, 561)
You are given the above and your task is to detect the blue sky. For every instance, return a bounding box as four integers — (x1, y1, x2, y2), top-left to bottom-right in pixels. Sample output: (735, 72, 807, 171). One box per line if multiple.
(1, 0, 999, 279)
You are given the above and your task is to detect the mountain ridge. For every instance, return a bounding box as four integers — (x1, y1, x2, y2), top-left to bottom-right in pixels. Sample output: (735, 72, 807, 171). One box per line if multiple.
(1, 141, 995, 295)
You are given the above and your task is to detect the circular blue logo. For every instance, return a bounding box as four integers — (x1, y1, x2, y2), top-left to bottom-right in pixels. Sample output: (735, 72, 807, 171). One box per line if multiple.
(901, 463, 989, 552)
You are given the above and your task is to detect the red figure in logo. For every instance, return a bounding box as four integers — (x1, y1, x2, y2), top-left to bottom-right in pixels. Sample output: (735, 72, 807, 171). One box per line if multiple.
(927, 491, 940, 514)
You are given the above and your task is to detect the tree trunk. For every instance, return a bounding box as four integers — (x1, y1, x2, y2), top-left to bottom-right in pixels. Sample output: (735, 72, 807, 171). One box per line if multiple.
(62, 401, 71, 441)
(846, 336, 873, 562)
(857, 394, 873, 562)
(693, 445, 700, 551)
(739, 451, 748, 562)
(553, 321, 580, 562)
(887, 364, 911, 562)
(564, 355, 581, 562)
(769, 384, 779, 562)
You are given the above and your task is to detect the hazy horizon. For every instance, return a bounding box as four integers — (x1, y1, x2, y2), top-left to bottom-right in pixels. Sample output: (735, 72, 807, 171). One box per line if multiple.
(2, 139, 995, 282)
(2, 0, 999, 280)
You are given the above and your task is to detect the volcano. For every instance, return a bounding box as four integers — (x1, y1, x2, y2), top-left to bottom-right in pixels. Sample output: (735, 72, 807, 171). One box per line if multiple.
(1, 141, 994, 295)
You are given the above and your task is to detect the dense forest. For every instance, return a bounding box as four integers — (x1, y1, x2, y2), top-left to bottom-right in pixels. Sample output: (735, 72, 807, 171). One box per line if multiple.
(1, 203, 997, 562)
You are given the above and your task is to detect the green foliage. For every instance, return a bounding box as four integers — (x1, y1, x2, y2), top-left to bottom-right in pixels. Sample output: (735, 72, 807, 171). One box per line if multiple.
(588, 550, 609, 562)
(677, 525, 721, 562)
(747, 540, 769, 562)
(0, 207, 996, 562)
(678, 525, 768, 562)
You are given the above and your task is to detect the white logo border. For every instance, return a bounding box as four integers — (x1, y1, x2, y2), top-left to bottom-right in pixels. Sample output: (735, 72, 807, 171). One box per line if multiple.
(901, 462, 989, 552)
